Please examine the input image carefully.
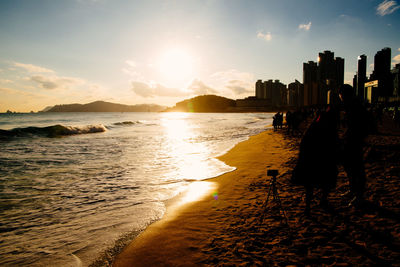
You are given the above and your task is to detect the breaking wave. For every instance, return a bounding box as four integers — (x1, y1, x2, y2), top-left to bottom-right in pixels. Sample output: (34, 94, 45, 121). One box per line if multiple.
(113, 121, 140, 126)
(0, 124, 107, 138)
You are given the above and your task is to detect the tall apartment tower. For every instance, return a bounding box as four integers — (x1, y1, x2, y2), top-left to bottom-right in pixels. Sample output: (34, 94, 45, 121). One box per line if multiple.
(357, 55, 367, 99)
(303, 61, 318, 106)
(288, 80, 304, 107)
(392, 64, 400, 98)
(335, 57, 345, 86)
(302, 51, 344, 106)
(318, 50, 335, 84)
(373, 47, 391, 78)
(264, 80, 273, 103)
(317, 51, 345, 105)
(254, 79, 286, 106)
(255, 80, 264, 99)
(372, 47, 393, 98)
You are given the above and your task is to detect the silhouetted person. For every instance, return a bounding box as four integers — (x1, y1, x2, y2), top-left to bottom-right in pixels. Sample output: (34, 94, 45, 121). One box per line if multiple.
(273, 112, 278, 130)
(291, 106, 339, 215)
(273, 112, 283, 130)
(339, 84, 369, 207)
(292, 110, 303, 134)
(286, 111, 293, 134)
(277, 112, 283, 129)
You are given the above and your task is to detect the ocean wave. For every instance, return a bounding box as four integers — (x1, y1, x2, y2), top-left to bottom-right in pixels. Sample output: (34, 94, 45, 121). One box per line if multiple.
(113, 121, 140, 126)
(0, 124, 107, 138)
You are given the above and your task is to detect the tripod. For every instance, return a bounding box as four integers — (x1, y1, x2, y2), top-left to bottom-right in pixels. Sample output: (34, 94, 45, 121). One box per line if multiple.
(260, 170, 289, 226)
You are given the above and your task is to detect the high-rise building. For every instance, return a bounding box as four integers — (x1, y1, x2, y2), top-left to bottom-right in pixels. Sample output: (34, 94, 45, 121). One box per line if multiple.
(370, 47, 393, 100)
(303, 61, 318, 106)
(288, 80, 304, 107)
(357, 55, 367, 99)
(255, 80, 264, 99)
(302, 51, 344, 106)
(335, 57, 345, 86)
(373, 48, 391, 78)
(353, 74, 358, 90)
(254, 79, 286, 107)
(317, 51, 345, 105)
(274, 80, 287, 106)
(264, 80, 273, 103)
(318, 50, 335, 84)
(392, 64, 400, 100)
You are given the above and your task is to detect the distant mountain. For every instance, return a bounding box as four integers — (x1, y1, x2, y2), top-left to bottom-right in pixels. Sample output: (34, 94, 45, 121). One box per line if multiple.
(46, 101, 166, 112)
(164, 95, 236, 112)
(39, 106, 54, 112)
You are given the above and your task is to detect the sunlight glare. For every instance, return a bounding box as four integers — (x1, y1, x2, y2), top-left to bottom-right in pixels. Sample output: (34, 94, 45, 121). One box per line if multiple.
(158, 48, 195, 85)
(161, 112, 191, 140)
(181, 181, 217, 203)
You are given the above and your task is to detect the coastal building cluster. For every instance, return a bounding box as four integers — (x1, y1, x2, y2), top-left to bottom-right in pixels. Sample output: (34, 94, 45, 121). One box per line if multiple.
(238, 47, 400, 109)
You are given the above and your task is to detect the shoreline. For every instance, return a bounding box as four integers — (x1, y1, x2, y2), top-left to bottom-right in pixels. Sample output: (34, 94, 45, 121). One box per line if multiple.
(90, 124, 273, 267)
(112, 126, 293, 266)
(113, 114, 400, 266)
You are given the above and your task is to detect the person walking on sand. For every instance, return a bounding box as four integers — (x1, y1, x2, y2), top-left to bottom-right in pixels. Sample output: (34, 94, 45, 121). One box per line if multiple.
(339, 84, 370, 207)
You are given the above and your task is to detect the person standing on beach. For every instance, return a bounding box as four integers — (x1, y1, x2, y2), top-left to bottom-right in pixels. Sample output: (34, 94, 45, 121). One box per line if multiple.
(339, 84, 370, 207)
(291, 106, 339, 215)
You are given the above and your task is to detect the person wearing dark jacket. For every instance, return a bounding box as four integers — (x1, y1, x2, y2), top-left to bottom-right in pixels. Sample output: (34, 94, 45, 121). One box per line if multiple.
(292, 106, 339, 214)
(339, 84, 369, 207)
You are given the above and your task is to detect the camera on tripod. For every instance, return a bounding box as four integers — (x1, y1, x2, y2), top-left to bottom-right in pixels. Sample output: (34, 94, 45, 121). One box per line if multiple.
(260, 168, 288, 226)
(267, 169, 279, 177)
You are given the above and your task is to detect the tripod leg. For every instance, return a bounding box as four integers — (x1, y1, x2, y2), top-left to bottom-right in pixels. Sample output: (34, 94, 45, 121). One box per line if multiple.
(264, 178, 273, 207)
(260, 178, 274, 223)
(275, 191, 289, 226)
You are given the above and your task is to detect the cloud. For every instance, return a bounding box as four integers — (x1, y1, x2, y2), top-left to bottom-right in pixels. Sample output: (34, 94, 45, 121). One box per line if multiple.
(0, 79, 13, 84)
(30, 75, 84, 90)
(14, 62, 54, 73)
(257, 31, 272, 41)
(393, 54, 400, 64)
(209, 69, 255, 97)
(377, 0, 400, 16)
(122, 60, 146, 81)
(298, 22, 312, 31)
(131, 79, 220, 98)
(122, 68, 143, 80)
(225, 80, 253, 95)
(187, 79, 218, 95)
(125, 60, 137, 68)
(131, 81, 187, 98)
(391, 48, 400, 65)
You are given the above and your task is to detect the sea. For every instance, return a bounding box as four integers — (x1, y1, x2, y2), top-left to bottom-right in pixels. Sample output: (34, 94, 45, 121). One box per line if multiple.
(0, 112, 273, 266)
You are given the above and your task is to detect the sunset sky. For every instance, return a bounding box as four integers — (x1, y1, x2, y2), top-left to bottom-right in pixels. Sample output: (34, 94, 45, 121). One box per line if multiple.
(1, 0, 400, 112)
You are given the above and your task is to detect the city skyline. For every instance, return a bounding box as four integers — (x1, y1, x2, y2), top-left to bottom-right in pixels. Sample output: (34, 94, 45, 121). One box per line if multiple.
(1, 0, 400, 112)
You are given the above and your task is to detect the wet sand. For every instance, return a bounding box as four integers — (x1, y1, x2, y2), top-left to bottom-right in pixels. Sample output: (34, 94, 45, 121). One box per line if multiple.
(113, 115, 400, 266)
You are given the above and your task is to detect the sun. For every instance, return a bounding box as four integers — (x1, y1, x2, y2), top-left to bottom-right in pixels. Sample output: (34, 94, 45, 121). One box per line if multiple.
(157, 47, 195, 86)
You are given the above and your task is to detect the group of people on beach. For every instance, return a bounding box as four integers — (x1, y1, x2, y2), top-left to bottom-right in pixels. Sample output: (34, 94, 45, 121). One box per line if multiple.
(291, 84, 372, 215)
(272, 112, 284, 130)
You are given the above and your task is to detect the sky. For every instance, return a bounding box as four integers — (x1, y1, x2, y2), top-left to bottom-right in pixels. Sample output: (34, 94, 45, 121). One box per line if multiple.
(0, 0, 400, 112)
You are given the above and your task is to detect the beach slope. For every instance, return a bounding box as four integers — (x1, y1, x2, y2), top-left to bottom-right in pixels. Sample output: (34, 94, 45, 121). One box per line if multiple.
(113, 129, 293, 266)
(114, 120, 400, 266)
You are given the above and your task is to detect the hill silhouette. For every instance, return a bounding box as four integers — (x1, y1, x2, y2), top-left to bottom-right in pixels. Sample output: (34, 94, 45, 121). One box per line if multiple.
(46, 101, 166, 112)
(164, 95, 236, 112)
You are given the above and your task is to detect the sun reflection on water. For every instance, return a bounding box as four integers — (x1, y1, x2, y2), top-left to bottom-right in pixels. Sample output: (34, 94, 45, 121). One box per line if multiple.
(161, 112, 192, 140)
(161, 112, 214, 181)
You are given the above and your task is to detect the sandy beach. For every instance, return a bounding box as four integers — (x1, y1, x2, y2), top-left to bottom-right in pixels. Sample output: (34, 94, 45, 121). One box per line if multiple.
(113, 115, 400, 266)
